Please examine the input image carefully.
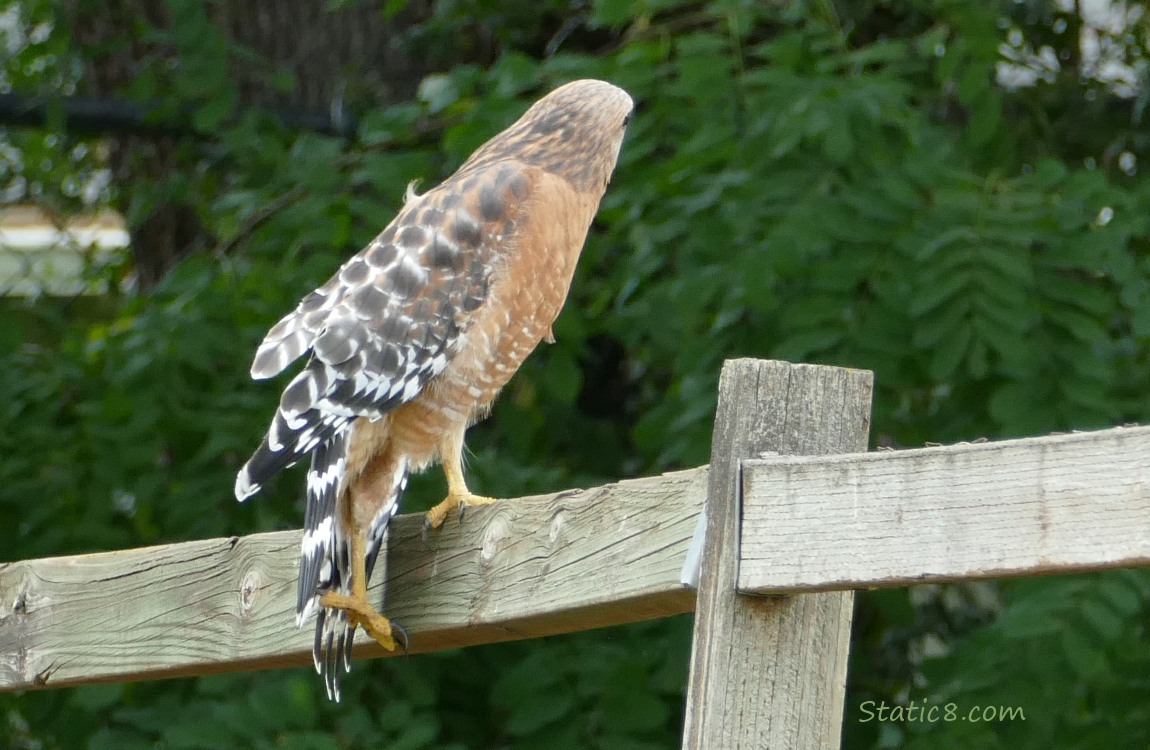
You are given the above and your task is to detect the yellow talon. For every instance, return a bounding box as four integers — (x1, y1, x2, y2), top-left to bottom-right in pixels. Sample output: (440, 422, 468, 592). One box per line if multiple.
(423, 492, 498, 532)
(423, 447, 500, 536)
(318, 526, 399, 651)
(319, 591, 398, 650)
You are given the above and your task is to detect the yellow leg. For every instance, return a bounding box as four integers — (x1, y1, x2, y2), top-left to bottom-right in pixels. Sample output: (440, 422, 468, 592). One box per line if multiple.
(423, 449, 497, 532)
(319, 528, 398, 651)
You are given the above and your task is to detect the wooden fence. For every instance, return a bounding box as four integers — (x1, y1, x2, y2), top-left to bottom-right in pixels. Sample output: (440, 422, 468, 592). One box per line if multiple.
(3, 358, 1149, 748)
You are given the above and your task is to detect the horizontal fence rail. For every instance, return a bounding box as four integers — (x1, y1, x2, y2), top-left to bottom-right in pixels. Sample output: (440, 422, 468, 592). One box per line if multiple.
(0, 467, 707, 691)
(5, 411, 1150, 699)
(739, 425, 1150, 593)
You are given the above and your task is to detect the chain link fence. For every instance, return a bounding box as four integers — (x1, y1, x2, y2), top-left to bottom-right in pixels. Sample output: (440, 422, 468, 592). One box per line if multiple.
(0, 205, 129, 298)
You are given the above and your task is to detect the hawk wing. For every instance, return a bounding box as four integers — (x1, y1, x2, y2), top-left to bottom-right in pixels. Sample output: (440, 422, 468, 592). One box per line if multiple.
(234, 177, 501, 501)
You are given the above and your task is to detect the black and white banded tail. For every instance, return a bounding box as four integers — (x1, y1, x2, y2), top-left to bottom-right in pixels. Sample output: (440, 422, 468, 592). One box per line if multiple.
(300, 427, 353, 700)
(301, 434, 407, 702)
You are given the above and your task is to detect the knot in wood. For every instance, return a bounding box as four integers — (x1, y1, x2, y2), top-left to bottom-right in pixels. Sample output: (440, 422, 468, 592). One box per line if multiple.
(548, 513, 565, 545)
(240, 570, 263, 614)
(480, 517, 511, 566)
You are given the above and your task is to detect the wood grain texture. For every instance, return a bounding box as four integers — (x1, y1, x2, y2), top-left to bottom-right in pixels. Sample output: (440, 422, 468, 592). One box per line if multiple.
(682, 359, 873, 750)
(0, 467, 706, 691)
(739, 425, 1150, 592)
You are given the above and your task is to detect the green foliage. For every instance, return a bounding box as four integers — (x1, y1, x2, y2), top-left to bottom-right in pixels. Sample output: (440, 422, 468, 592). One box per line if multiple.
(0, 1, 107, 214)
(894, 571, 1150, 749)
(6, 0, 1150, 748)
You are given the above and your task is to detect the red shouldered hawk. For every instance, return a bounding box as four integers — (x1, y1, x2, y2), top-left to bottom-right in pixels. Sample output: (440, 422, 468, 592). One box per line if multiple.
(235, 79, 633, 700)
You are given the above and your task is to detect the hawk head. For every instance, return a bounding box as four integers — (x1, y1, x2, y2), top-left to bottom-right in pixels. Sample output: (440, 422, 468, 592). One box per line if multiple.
(460, 79, 634, 192)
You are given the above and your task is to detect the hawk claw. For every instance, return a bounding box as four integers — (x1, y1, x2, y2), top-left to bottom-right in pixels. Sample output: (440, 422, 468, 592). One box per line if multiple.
(422, 493, 498, 536)
(392, 620, 410, 653)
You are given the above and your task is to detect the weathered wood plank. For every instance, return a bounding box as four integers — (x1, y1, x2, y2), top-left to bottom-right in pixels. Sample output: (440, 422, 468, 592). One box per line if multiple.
(739, 425, 1150, 593)
(0, 467, 706, 691)
(682, 359, 873, 750)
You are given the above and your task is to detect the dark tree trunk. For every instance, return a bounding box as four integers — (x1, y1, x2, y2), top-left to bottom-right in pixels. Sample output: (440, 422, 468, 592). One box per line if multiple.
(63, 0, 431, 289)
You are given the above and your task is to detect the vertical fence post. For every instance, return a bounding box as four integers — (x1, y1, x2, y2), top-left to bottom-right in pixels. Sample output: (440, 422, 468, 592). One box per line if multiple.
(682, 359, 873, 749)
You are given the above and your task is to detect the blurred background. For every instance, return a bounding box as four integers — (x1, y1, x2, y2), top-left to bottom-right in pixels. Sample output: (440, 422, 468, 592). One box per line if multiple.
(3, 0, 1150, 747)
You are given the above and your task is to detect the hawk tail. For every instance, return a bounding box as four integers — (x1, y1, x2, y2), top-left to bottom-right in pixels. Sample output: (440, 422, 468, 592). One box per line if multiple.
(304, 442, 407, 702)
(297, 427, 352, 700)
(297, 426, 351, 625)
(365, 458, 407, 582)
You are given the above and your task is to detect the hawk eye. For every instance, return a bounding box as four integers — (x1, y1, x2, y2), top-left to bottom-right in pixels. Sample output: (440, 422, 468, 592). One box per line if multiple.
(622, 113, 632, 127)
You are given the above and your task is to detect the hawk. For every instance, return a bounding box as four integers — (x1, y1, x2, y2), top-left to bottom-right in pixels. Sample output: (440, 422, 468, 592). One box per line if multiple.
(235, 79, 633, 699)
